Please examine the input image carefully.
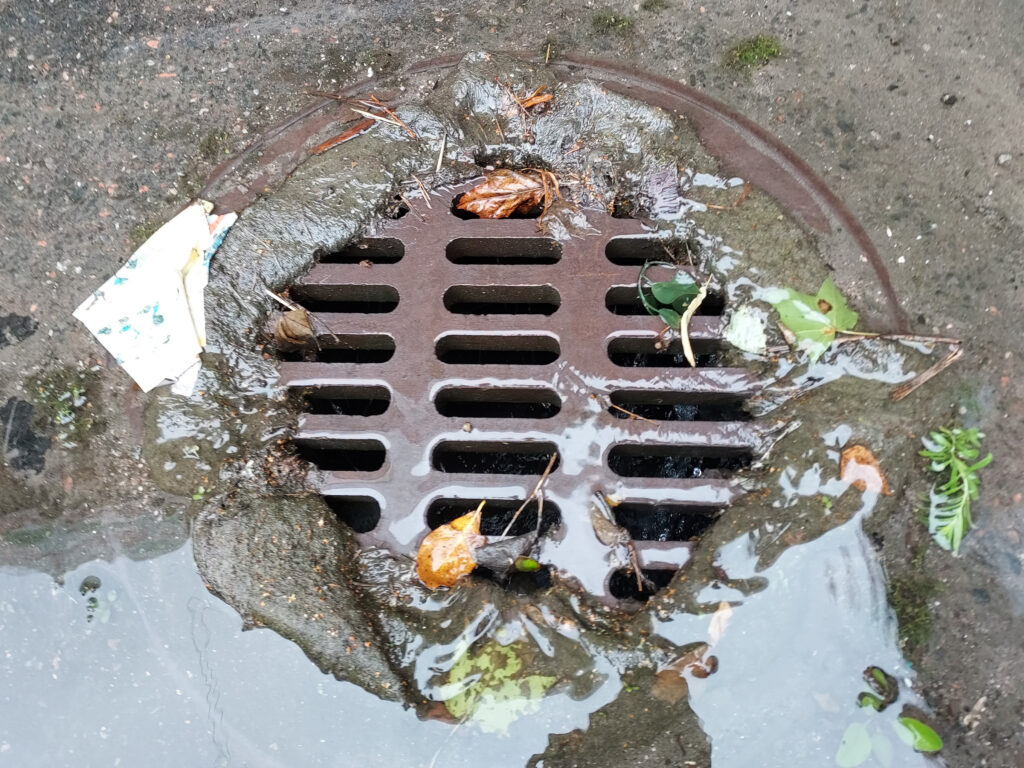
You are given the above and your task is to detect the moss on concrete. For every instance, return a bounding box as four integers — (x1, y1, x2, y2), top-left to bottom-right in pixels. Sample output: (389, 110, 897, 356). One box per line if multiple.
(592, 9, 634, 33)
(725, 34, 783, 70)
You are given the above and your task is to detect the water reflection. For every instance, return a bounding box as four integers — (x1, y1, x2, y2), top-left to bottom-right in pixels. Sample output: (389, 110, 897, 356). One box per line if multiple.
(0, 545, 626, 768)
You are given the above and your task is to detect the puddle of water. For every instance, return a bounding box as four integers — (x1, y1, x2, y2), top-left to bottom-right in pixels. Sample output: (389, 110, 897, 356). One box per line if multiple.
(0, 546, 614, 768)
(655, 507, 935, 767)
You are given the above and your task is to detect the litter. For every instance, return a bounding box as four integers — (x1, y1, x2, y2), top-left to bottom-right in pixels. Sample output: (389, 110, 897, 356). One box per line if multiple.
(73, 200, 236, 396)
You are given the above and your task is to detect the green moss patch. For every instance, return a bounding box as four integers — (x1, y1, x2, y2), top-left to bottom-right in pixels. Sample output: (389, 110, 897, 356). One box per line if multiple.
(725, 34, 783, 70)
(593, 9, 634, 33)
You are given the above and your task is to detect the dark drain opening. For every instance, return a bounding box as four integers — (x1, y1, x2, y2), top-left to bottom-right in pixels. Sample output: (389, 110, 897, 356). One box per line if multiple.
(609, 391, 749, 421)
(280, 333, 395, 364)
(304, 385, 391, 416)
(444, 285, 560, 315)
(446, 238, 561, 264)
(608, 337, 719, 368)
(426, 498, 562, 537)
(606, 237, 676, 265)
(432, 441, 559, 475)
(320, 237, 404, 264)
(435, 333, 560, 365)
(451, 197, 543, 220)
(613, 503, 720, 541)
(297, 439, 386, 471)
(609, 569, 676, 601)
(324, 495, 382, 533)
(290, 285, 399, 314)
(605, 286, 724, 316)
(608, 445, 750, 478)
(435, 386, 561, 419)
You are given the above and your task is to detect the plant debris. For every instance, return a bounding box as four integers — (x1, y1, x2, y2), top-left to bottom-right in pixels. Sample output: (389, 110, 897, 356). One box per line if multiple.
(274, 308, 317, 349)
(456, 169, 559, 219)
(637, 261, 700, 330)
(589, 492, 651, 593)
(840, 445, 892, 496)
(680, 276, 711, 367)
(514, 85, 554, 110)
(311, 118, 376, 155)
(415, 501, 487, 589)
(768, 278, 858, 362)
(919, 427, 992, 554)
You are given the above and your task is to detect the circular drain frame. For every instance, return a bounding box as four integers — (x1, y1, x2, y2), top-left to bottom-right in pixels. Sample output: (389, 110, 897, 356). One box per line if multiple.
(277, 180, 772, 602)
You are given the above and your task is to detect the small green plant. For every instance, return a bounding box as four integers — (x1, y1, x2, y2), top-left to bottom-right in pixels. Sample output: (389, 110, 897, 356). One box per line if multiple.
(637, 261, 699, 329)
(725, 34, 783, 70)
(593, 9, 634, 33)
(919, 427, 992, 553)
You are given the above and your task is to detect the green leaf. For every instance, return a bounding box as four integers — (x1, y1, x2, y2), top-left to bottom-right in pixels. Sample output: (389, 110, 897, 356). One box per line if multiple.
(893, 717, 942, 753)
(650, 279, 698, 306)
(871, 732, 895, 768)
(768, 277, 859, 362)
(857, 692, 883, 711)
(919, 426, 991, 553)
(836, 722, 873, 768)
(658, 308, 682, 328)
(514, 557, 541, 572)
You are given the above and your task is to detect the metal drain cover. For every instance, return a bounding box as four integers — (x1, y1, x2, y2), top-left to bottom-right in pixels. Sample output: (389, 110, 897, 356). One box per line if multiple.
(277, 180, 771, 601)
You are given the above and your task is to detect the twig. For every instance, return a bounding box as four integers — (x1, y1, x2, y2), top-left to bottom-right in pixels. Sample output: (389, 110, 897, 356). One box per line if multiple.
(411, 174, 432, 209)
(435, 134, 446, 174)
(350, 106, 403, 127)
(361, 95, 418, 139)
(891, 344, 963, 402)
(263, 287, 300, 311)
(680, 276, 712, 367)
(733, 181, 752, 207)
(311, 118, 375, 155)
(609, 403, 659, 425)
(626, 538, 648, 593)
(501, 453, 558, 537)
(494, 117, 505, 142)
(398, 192, 427, 222)
(545, 42, 551, 64)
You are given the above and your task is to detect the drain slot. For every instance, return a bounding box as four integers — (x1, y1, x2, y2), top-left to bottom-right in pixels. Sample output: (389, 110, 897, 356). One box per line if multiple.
(282, 333, 395, 363)
(446, 238, 561, 264)
(444, 285, 560, 315)
(613, 503, 719, 541)
(609, 391, 749, 421)
(320, 237, 404, 264)
(298, 440, 386, 471)
(609, 569, 676, 601)
(304, 385, 391, 416)
(605, 286, 724, 316)
(435, 333, 559, 365)
(432, 441, 559, 474)
(426, 498, 561, 536)
(608, 445, 750, 478)
(325, 495, 382, 532)
(435, 386, 561, 419)
(290, 284, 399, 313)
(606, 237, 679, 265)
(608, 337, 718, 368)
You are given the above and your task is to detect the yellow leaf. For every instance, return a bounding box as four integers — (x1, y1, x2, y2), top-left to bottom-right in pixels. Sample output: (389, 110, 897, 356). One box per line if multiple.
(416, 503, 486, 589)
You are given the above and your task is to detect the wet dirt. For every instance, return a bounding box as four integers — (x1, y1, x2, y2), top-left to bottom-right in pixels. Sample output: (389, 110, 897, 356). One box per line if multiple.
(2, 2, 1023, 767)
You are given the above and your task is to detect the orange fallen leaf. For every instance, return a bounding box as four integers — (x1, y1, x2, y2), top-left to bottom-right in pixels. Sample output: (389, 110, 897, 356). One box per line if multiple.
(840, 444, 892, 496)
(456, 169, 558, 219)
(416, 503, 486, 589)
(516, 85, 554, 110)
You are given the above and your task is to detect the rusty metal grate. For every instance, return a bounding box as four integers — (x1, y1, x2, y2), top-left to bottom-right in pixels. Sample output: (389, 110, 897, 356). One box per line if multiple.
(275, 180, 766, 602)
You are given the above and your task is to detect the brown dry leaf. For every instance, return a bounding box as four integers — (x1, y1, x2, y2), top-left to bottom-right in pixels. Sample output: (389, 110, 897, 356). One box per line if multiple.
(517, 85, 554, 109)
(840, 444, 892, 496)
(416, 503, 487, 589)
(274, 308, 317, 348)
(707, 600, 732, 646)
(456, 169, 554, 219)
(652, 643, 711, 704)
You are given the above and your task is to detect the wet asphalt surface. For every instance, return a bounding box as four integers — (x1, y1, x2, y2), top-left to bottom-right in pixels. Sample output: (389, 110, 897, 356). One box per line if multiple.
(2, 1, 1023, 766)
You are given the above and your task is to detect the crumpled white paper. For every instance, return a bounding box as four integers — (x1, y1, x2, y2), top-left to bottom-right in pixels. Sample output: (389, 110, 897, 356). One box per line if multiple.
(73, 200, 237, 396)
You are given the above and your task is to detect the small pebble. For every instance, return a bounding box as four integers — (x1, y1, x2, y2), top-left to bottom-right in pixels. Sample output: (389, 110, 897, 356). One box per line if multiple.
(940, 93, 957, 106)
(996, 153, 1012, 166)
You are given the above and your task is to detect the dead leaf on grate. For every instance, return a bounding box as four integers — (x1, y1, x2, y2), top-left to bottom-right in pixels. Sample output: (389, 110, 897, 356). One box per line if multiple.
(456, 169, 558, 219)
(274, 308, 317, 349)
(840, 444, 892, 495)
(416, 502, 487, 589)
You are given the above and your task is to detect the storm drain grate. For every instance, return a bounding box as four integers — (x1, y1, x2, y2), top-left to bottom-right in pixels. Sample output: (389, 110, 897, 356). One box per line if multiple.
(275, 180, 766, 602)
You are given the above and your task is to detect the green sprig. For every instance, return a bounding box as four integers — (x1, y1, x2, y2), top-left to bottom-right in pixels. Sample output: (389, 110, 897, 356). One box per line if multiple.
(919, 427, 992, 553)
